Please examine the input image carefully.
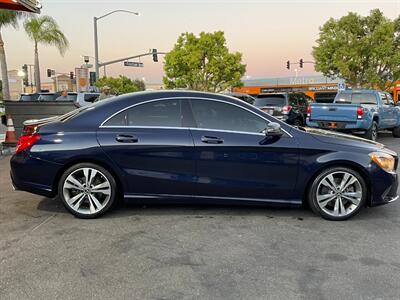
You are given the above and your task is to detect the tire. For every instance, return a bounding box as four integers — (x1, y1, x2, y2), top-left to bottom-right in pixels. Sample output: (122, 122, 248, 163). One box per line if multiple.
(307, 167, 367, 221)
(392, 126, 400, 138)
(363, 121, 378, 141)
(293, 118, 303, 127)
(58, 163, 117, 219)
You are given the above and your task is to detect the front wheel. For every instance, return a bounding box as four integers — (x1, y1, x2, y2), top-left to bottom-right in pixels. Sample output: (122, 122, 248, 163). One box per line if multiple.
(58, 163, 117, 219)
(308, 167, 367, 221)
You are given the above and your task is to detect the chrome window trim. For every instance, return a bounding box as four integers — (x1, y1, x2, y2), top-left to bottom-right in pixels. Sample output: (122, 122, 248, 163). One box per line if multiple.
(99, 96, 293, 138)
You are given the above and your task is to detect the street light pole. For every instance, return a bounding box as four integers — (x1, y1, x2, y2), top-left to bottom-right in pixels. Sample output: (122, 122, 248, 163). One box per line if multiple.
(94, 16, 99, 79)
(93, 10, 140, 80)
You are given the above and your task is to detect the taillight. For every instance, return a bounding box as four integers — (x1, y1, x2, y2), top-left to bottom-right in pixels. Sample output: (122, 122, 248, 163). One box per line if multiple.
(357, 107, 364, 119)
(22, 124, 38, 136)
(16, 134, 41, 154)
(282, 105, 292, 114)
(307, 105, 312, 117)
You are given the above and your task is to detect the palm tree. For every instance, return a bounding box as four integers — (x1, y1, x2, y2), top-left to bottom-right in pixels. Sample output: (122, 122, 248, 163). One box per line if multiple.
(0, 10, 23, 100)
(24, 16, 69, 92)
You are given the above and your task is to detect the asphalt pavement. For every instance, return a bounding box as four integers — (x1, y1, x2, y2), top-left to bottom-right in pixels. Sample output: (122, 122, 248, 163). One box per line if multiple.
(0, 133, 399, 300)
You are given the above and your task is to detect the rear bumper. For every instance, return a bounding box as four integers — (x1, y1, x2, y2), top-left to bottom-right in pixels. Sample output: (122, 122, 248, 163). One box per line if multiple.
(10, 152, 62, 198)
(306, 119, 370, 130)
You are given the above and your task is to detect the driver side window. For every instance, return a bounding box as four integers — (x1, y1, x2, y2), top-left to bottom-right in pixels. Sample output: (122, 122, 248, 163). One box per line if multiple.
(190, 100, 267, 134)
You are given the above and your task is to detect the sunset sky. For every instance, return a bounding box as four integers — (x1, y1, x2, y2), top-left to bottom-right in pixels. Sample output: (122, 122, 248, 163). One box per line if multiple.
(4, 0, 400, 83)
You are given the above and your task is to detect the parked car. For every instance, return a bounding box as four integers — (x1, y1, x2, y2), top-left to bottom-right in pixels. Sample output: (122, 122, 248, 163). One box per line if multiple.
(10, 90, 398, 220)
(307, 89, 400, 141)
(75, 92, 100, 107)
(224, 92, 255, 105)
(254, 92, 308, 126)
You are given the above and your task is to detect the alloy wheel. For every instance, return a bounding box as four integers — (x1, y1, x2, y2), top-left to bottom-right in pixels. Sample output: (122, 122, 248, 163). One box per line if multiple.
(316, 171, 363, 217)
(62, 167, 112, 215)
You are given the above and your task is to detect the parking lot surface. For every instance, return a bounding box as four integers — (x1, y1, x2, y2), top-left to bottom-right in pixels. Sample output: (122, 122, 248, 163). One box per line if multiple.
(1, 133, 399, 300)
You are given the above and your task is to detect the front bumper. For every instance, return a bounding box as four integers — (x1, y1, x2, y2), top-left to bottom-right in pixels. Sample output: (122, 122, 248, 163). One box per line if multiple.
(369, 164, 399, 206)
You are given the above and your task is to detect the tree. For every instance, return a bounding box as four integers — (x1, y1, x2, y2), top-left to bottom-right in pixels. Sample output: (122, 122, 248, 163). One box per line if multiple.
(0, 10, 23, 100)
(163, 31, 246, 92)
(95, 76, 145, 94)
(24, 16, 69, 92)
(313, 9, 400, 90)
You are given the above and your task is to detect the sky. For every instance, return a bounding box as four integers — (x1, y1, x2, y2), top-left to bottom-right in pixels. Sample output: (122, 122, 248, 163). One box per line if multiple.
(3, 0, 400, 84)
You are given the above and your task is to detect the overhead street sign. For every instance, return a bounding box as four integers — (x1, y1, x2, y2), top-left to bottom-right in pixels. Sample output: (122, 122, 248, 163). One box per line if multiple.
(124, 61, 144, 67)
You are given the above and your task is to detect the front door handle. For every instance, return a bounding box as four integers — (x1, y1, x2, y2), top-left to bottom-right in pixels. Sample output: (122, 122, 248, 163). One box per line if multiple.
(201, 136, 224, 144)
(116, 134, 138, 143)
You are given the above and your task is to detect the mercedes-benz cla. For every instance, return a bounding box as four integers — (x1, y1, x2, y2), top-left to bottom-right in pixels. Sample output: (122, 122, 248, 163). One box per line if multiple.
(10, 91, 399, 220)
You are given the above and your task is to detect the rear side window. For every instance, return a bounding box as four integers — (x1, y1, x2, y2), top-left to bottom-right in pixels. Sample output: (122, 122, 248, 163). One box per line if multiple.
(104, 99, 182, 127)
(254, 95, 286, 107)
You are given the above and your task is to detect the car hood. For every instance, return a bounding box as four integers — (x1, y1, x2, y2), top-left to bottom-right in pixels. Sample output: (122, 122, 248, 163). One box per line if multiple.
(303, 127, 389, 152)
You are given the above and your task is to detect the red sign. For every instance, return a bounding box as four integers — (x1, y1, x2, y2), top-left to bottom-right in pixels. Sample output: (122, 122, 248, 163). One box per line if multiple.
(0, 0, 41, 13)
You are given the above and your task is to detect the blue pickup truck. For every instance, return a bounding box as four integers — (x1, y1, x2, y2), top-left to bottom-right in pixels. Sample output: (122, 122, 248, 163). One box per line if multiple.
(306, 89, 400, 141)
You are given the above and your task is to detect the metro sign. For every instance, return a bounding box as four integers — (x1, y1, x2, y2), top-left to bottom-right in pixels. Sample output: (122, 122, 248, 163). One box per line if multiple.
(124, 61, 144, 67)
(0, 0, 41, 13)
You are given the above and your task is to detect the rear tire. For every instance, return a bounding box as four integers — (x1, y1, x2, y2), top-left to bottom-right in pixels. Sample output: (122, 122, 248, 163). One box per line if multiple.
(58, 163, 117, 219)
(293, 118, 303, 127)
(393, 126, 400, 138)
(363, 121, 378, 141)
(307, 167, 367, 221)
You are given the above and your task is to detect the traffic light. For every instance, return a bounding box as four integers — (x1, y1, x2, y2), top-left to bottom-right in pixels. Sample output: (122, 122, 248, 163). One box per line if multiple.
(299, 59, 304, 68)
(70, 72, 74, 79)
(286, 61, 290, 70)
(47, 69, 52, 77)
(22, 64, 28, 86)
(152, 49, 158, 62)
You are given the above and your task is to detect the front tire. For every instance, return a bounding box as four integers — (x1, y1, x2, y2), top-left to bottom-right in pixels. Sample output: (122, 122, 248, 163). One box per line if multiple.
(308, 167, 367, 221)
(58, 163, 117, 219)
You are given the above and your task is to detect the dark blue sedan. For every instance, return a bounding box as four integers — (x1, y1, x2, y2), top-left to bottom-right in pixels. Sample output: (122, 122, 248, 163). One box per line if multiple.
(10, 91, 399, 220)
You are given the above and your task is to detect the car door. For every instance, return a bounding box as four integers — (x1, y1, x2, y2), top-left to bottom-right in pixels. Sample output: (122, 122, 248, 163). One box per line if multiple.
(385, 92, 397, 127)
(187, 98, 299, 202)
(378, 92, 391, 128)
(97, 98, 197, 197)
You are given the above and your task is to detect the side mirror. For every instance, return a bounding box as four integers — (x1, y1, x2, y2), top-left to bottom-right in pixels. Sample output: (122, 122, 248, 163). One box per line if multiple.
(265, 122, 283, 137)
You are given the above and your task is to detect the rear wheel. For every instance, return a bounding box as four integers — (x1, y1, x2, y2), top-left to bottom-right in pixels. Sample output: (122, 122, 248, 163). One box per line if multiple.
(308, 167, 367, 221)
(363, 121, 378, 141)
(58, 163, 116, 218)
(392, 126, 400, 138)
(293, 118, 303, 127)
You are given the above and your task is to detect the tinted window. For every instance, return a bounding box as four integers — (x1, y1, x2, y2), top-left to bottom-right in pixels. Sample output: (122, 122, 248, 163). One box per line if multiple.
(254, 95, 286, 107)
(38, 94, 57, 101)
(190, 100, 267, 133)
(104, 99, 182, 127)
(84, 94, 100, 102)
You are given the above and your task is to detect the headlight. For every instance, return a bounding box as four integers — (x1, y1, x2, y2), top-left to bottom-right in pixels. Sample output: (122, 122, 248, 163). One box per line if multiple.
(369, 152, 396, 173)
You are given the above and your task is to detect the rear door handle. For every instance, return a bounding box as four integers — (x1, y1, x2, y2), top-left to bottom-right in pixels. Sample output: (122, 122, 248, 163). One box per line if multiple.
(201, 136, 224, 144)
(116, 134, 138, 143)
